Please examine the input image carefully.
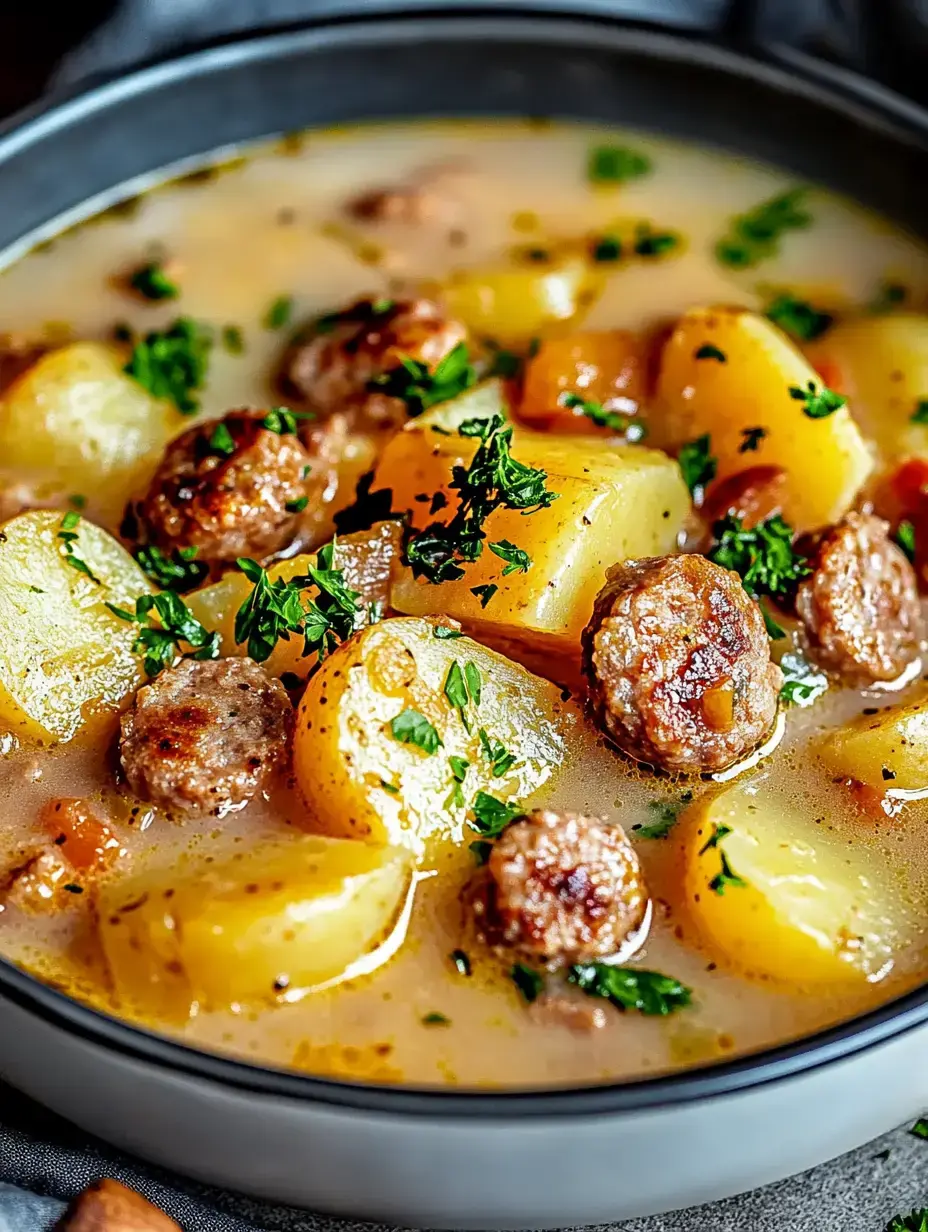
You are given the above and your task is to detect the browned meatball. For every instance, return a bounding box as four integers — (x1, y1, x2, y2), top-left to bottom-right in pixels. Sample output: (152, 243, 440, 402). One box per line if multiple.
(280, 298, 467, 432)
(795, 512, 923, 685)
(119, 658, 291, 814)
(472, 809, 649, 969)
(134, 409, 312, 562)
(583, 555, 782, 774)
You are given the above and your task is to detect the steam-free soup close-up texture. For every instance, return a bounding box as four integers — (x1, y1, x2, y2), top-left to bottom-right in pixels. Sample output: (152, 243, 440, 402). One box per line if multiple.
(0, 120, 927, 1089)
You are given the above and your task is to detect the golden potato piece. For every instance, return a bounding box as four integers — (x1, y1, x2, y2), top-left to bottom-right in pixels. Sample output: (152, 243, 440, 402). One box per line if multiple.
(807, 313, 928, 462)
(0, 510, 151, 742)
(293, 616, 572, 863)
(375, 382, 690, 675)
(98, 835, 414, 1018)
(681, 781, 915, 985)
(653, 307, 873, 531)
(0, 343, 178, 522)
(186, 521, 401, 680)
(820, 697, 928, 792)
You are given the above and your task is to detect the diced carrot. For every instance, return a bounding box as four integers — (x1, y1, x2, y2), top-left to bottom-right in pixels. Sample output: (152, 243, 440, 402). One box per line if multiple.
(518, 330, 646, 433)
(38, 798, 125, 875)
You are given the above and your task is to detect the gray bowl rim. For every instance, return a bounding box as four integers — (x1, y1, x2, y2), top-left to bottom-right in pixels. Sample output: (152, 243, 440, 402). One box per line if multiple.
(1, 5, 928, 1119)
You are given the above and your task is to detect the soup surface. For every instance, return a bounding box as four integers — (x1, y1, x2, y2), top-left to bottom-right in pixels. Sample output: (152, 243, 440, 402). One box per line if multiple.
(1, 120, 928, 1089)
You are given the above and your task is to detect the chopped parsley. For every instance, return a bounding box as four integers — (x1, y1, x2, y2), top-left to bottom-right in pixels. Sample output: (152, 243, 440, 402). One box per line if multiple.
(779, 651, 828, 708)
(699, 824, 747, 896)
(332, 470, 401, 535)
(708, 513, 809, 600)
(869, 281, 908, 314)
(124, 317, 212, 415)
(390, 708, 443, 755)
(887, 1211, 928, 1232)
(700, 822, 732, 852)
(739, 426, 767, 453)
(107, 591, 220, 677)
(286, 496, 309, 514)
(68, 494, 87, 510)
(715, 188, 812, 269)
(208, 421, 236, 457)
(568, 964, 692, 1016)
(379, 779, 399, 794)
(57, 512, 101, 584)
(478, 728, 517, 777)
(468, 791, 521, 862)
(264, 295, 294, 330)
(591, 235, 622, 262)
(432, 624, 463, 640)
(451, 949, 472, 977)
(134, 544, 207, 592)
(677, 434, 717, 500)
(559, 390, 644, 438)
(510, 963, 544, 1003)
(471, 583, 499, 608)
(312, 297, 395, 336)
(910, 1118, 928, 1141)
(633, 224, 679, 258)
(485, 347, 524, 380)
(488, 540, 531, 575)
(404, 414, 557, 586)
(444, 660, 470, 723)
(446, 754, 470, 808)
(634, 791, 693, 840)
(233, 540, 362, 665)
(911, 400, 928, 425)
(421, 1011, 451, 1027)
(788, 379, 846, 419)
(128, 261, 180, 302)
(896, 519, 917, 561)
(588, 145, 651, 184)
(369, 342, 476, 418)
(221, 324, 244, 355)
(765, 294, 833, 341)
(695, 344, 726, 362)
(262, 406, 313, 434)
(759, 600, 786, 640)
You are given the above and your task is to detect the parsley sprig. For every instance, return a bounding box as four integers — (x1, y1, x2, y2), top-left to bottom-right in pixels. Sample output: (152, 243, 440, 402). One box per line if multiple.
(559, 391, 646, 440)
(404, 414, 557, 585)
(568, 964, 693, 1016)
(788, 380, 846, 419)
(124, 317, 212, 415)
(715, 188, 812, 269)
(107, 592, 220, 677)
(765, 294, 833, 341)
(678, 434, 717, 501)
(634, 791, 693, 839)
(57, 512, 101, 584)
(779, 651, 828, 708)
(588, 144, 651, 183)
(129, 262, 180, 302)
(390, 709, 443, 754)
(709, 513, 809, 601)
(233, 540, 363, 665)
(699, 823, 748, 896)
(134, 544, 207, 593)
(887, 1211, 928, 1232)
(369, 342, 476, 417)
(468, 791, 521, 864)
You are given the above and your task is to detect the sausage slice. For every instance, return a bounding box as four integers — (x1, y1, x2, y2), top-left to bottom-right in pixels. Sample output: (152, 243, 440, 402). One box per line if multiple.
(583, 554, 782, 774)
(119, 658, 291, 814)
(795, 512, 923, 684)
(473, 809, 649, 969)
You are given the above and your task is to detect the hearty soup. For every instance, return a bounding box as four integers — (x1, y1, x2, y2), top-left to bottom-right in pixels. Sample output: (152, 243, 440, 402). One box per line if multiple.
(0, 120, 927, 1089)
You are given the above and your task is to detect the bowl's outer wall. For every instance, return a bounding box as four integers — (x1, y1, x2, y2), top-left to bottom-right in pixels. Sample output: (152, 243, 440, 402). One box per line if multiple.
(2, 12, 928, 1225)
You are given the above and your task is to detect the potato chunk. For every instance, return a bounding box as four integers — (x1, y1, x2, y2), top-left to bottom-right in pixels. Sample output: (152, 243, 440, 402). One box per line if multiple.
(0, 511, 151, 742)
(98, 835, 414, 1018)
(820, 698, 928, 792)
(681, 781, 915, 985)
(653, 307, 873, 531)
(293, 617, 571, 863)
(186, 521, 401, 680)
(807, 313, 928, 462)
(0, 343, 178, 522)
(375, 383, 690, 673)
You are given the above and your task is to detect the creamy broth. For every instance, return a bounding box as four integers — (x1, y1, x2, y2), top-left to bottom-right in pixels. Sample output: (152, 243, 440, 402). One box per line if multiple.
(0, 120, 927, 1088)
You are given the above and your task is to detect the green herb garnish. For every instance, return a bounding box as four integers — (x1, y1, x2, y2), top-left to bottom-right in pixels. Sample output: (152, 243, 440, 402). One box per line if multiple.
(568, 964, 692, 1016)
(588, 145, 651, 184)
(135, 544, 207, 592)
(911, 400, 928, 425)
(510, 963, 545, 1003)
(124, 317, 212, 415)
(695, 344, 727, 362)
(208, 421, 236, 457)
(779, 651, 828, 708)
(107, 591, 220, 677)
(634, 791, 694, 840)
(221, 324, 244, 355)
(896, 520, 917, 561)
(129, 262, 180, 302)
(739, 426, 767, 453)
(470, 791, 521, 852)
(488, 540, 531, 575)
(709, 513, 809, 600)
(369, 342, 476, 418)
(470, 583, 499, 608)
(870, 282, 908, 314)
(560, 390, 629, 434)
(788, 379, 846, 419)
(715, 188, 812, 269)
(634, 224, 679, 258)
(68, 494, 87, 510)
(433, 624, 463, 640)
(765, 294, 833, 341)
(910, 1118, 928, 1141)
(404, 414, 557, 586)
(262, 406, 313, 434)
(887, 1211, 928, 1232)
(677, 434, 717, 499)
(478, 728, 516, 777)
(390, 708, 443, 755)
(699, 824, 747, 895)
(421, 1012, 451, 1026)
(591, 235, 622, 263)
(264, 295, 294, 330)
(760, 600, 786, 640)
(57, 512, 101, 584)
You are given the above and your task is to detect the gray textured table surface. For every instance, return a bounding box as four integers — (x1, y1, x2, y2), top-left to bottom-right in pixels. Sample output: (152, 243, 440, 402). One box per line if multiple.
(1, 1079, 926, 1230)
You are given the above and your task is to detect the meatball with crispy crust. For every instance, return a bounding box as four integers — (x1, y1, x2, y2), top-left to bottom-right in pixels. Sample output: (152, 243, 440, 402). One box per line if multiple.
(795, 512, 923, 685)
(280, 297, 467, 433)
(473, 809, 649, 969)
(583, 554, 782, 774)
(119, 658, 291, 815)
(133, 409, 312, 562)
